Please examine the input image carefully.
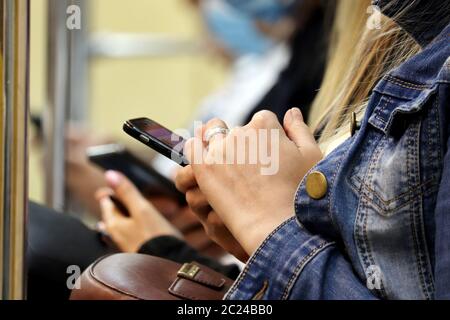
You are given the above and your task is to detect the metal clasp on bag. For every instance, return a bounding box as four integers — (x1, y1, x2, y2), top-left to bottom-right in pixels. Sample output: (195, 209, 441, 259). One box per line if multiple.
(178, 263, 200, 280)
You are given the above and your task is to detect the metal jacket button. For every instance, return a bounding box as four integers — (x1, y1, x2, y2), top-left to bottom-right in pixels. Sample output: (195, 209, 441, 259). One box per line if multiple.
(306, 171, 328, 200)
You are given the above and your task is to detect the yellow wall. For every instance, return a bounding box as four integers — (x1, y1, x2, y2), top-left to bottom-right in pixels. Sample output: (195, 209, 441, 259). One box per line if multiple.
(29, 0, 47, 203)
(29, 0, 227, 203)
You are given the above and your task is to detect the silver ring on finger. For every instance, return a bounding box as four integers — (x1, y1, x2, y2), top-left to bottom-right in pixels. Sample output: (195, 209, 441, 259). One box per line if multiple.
(204, 126, 229, 146)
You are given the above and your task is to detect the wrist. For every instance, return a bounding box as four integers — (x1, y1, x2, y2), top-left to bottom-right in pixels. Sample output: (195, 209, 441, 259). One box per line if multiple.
(237, 212, 295, 256)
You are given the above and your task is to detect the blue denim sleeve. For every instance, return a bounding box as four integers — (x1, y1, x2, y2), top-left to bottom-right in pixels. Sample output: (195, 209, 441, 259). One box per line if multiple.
(224, 217, 378, 300)
(434, 119, 450, 299)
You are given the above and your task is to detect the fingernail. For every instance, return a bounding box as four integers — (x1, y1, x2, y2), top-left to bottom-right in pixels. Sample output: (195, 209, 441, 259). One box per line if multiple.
(99, 197, 111, 210)
(291, 108, 303, 122)
(105, 170, 122, 188)
(287, 109, 295, 124)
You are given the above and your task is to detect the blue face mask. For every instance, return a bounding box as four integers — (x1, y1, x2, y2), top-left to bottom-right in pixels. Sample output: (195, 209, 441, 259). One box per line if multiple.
(224, 0, 301, 23)
(201, 0, 275, 57)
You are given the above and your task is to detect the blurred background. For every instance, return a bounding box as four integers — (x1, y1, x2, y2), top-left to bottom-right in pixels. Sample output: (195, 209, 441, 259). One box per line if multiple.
(29, 0, 227, 203)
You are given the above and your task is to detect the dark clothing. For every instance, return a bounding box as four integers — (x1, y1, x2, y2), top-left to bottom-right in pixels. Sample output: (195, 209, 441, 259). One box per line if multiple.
(27, 202, 116, 300)
(27, 202, 239, 300)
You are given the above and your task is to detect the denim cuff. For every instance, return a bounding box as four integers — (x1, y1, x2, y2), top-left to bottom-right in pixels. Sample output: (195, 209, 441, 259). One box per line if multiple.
(224, 217, 333, 300)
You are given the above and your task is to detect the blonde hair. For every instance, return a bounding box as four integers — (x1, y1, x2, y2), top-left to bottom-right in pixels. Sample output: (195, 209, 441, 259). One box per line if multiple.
(308, 0, 421, 149)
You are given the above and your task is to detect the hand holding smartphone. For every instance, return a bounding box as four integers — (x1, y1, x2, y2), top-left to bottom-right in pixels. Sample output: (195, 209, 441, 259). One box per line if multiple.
(87, 143, 186, 203)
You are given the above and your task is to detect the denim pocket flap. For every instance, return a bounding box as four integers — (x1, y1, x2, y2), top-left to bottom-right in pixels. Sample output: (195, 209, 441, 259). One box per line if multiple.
(368, 87, 436, 135)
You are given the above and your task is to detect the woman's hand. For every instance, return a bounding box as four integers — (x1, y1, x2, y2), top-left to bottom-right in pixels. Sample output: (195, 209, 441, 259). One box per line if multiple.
(184, 108, 322, 256)
(96, 171, 182, 252)
(176, 166, 249, 262)
(66, 125, 114, 217)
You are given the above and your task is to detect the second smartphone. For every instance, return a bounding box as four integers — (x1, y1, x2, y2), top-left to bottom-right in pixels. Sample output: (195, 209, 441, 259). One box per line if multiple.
(87, 143, 186, 204)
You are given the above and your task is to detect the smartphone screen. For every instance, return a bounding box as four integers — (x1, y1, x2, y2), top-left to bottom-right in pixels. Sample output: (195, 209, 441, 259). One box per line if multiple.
(136, 118, 186, 150)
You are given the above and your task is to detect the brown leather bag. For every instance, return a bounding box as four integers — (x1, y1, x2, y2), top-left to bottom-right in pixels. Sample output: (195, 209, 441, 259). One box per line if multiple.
(70, 253, 234, 300)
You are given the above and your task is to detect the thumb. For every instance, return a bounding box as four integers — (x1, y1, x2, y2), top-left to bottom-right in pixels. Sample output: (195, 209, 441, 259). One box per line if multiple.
(283, 108, 317, 149)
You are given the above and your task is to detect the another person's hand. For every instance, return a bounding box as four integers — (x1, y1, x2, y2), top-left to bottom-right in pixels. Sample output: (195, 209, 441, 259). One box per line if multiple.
(176, 166, 249, 262)
(96, 171, 182, 253)
(184, 109, 322, 256)
(66, 124, 114, 216)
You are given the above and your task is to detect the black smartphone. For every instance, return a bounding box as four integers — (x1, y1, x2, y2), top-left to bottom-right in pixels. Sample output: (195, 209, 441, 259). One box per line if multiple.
(123, 118, 188, 167)
(87, 143, 186, 204)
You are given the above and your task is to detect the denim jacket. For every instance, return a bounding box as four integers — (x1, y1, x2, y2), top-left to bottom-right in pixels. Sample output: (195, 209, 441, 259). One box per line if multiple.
(225, 1, 450, 300)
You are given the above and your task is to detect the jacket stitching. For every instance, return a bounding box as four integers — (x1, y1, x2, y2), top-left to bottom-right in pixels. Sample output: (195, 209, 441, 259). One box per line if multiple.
(281, 241, 334, 300)
(406, 120, 430, 299)
(352, 179, 365, 283)
(328, 141, 350, 237)
(362, 203, 389, 298)
(417, 99, 440, 297)
(356, 135, 388, 298)
(434, 93, 443, 169)
(224, 217, 296, 299)
(374, 97, 391, 127)
(354, 175, 436, 207)
(384, 75, 431, 90)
